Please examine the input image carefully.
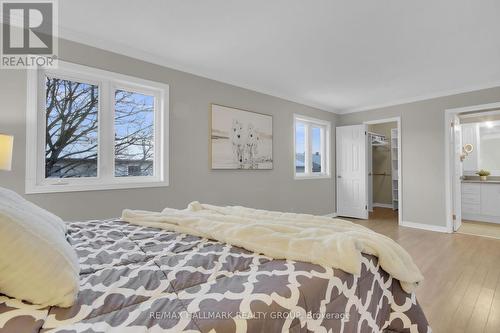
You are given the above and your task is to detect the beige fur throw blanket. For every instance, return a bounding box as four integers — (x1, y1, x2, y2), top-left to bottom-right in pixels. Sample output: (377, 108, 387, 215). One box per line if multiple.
(121, 202, 423, 293)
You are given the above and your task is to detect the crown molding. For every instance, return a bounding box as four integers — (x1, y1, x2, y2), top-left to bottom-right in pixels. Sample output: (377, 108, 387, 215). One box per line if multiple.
(46, 26, 500, 117)
(339, 81, 500, 114)
(57, 27, 340, 114)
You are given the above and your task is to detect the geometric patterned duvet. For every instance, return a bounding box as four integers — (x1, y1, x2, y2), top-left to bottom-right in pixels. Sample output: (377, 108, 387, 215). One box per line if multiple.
(0, 219, 431, 333)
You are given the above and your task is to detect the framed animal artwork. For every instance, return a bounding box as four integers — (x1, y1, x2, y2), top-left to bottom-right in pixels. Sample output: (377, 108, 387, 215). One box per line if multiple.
(210, 104, 273, 170)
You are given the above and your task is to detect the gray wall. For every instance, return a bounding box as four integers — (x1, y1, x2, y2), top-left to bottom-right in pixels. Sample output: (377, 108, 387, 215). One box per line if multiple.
(2, 37, 498, 227)
(339, 87, 500, 228)
(0, 39, 337, 220)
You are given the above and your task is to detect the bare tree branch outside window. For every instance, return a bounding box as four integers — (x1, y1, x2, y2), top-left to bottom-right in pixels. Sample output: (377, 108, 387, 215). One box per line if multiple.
(45, 77, 99, 178)
(45, 78, 155, 179)
(114, 90, 154, 177)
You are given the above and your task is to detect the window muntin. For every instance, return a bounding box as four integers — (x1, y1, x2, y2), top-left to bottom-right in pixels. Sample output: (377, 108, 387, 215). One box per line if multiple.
(294, 115, 330, 178)
(26, 61, 169, 193)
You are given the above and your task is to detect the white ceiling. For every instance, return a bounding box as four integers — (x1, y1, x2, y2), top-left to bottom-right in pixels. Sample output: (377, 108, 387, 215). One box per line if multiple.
(58, 0, 500, 114)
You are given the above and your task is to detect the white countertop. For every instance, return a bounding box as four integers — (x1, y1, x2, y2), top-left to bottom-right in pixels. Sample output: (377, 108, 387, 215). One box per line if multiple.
(462, 179, 500, 184)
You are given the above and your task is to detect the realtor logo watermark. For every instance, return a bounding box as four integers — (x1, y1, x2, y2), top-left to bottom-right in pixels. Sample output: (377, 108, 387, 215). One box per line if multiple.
(1, 0, 58, 68)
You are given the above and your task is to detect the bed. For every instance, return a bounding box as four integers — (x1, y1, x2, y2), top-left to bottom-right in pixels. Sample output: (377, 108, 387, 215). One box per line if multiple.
(0, 218, 430, 332)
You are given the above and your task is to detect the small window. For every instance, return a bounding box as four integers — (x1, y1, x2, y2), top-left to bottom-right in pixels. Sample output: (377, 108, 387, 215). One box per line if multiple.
(294, 115, 330, 179)
(26, 61, 169, 193)
(127, 165, 142, 176)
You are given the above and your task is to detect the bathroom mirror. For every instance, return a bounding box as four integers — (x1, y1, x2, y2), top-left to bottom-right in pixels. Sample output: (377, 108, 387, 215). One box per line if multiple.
(478, 122, 500, 173)
(461, 119, 500, 176)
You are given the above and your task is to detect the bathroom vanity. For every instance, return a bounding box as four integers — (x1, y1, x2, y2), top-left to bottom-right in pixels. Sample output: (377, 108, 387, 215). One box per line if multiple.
(462, 180, 500, 223)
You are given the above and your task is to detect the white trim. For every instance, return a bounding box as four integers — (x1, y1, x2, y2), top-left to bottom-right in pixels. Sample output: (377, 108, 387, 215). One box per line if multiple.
(373, 203, 393, 209)
(400, 221, 450, 233)
(364, 117, 400, 125)
(444, 110, 457, 233)
(294, 114, 331, 125)
(445, 102, 500, 115)
(58, 27, 340, 114)
(25, 180, 170, 194)
(294, 174, 331, 180)
(56, 27, 500, 116)
(460, 109, 500, 118)
(293, 114, 331, 179)
(25, 60, 170, 194)
(444, 102, 500, 233)
(363, 117, 402, 225)
(340, 83, 500, 114)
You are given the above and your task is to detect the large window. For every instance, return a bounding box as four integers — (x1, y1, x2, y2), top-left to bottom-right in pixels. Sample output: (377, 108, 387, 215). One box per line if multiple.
(26, 61, 169, 193)
(294, 115, 330, 179)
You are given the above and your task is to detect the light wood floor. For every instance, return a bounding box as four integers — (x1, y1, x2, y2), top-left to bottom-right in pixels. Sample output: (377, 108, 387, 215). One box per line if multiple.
(345, 208, 500, 333)
(458, 220, 500, 240)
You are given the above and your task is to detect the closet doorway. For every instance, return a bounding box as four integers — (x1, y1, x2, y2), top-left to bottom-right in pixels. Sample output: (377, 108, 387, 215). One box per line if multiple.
(335, 117, 402, 224)
(365, 118, 402, 224)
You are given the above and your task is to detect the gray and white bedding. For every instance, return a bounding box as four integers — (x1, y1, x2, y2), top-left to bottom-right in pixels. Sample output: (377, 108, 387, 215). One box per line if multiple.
(0, 219, 430, 332)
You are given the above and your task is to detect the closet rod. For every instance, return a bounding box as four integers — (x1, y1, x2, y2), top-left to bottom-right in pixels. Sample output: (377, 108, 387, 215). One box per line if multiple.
(367, 131, 386, 138)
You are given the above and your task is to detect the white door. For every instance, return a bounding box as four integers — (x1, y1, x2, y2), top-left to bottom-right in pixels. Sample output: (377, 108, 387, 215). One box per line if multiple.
(336, 125, 369, 219)
(367, 134, 373, 212)
(452, 116, 463, 231)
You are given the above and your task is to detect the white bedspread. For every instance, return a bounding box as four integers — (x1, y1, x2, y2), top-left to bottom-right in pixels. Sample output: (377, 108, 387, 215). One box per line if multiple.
(121, 202, 423, 293)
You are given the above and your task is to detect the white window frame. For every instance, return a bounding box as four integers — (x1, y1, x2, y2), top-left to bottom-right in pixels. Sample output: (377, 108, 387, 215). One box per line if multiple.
(293, 114, 331, 179)
(26, 61, 169, 194)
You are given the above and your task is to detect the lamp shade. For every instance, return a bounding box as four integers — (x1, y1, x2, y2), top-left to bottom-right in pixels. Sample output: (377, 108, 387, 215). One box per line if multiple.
(0, 134, 14, 171)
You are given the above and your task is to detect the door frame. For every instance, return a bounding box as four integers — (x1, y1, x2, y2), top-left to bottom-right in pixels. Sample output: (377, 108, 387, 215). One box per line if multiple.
(367, 135, 373, 212)
(363, 117, 402, 225)
(444, 102, 500, 233)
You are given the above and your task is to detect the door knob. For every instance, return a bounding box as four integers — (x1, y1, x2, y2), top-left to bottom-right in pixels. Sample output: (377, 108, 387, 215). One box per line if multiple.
(337, 175, 342, 178)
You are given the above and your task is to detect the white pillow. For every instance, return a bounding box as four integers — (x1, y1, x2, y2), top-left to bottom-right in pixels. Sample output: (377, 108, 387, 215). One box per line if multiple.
(0, 187, 67, 235)
(0, 187, 80, 307)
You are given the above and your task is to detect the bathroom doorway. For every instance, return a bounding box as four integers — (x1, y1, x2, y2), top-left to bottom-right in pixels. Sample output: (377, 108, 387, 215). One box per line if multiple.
(445, 102, 500, 237)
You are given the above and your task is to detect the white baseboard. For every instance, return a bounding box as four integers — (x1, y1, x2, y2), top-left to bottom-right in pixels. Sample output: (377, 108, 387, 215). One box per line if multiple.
(400, 220, 451, 233)
(324, 213, 451, 233)
(373, 203, 393, 209)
